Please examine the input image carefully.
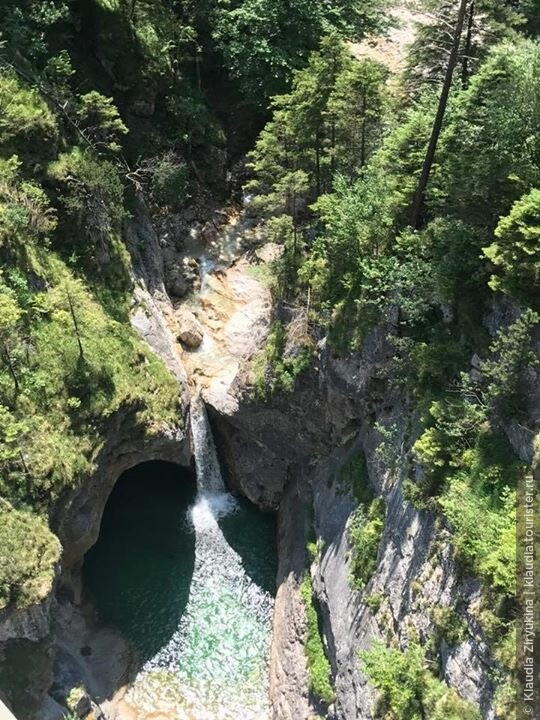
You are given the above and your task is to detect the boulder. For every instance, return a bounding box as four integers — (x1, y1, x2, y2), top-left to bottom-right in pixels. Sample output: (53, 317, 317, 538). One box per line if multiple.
(177, 311, 204, 348)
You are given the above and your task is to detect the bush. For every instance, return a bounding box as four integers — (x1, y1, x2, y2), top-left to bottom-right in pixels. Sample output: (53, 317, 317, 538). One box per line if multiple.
(0, 69, 57, 158)
(0, 503, 60, 610)
(251, 320, 314, 398)
(338, 450, 372, 504)
(49, 147, 125, 240)
(431, 606, 468, 646)
(349, 497, 385, 589)
(484, 188, 540, 302)
(151, 156, 192, 210)
(440, 479, 516, 598)
(360, 640, 480, 720)
(76, 91, 128, 153)
(0, 269, 180, 509)
(300, 574, 336, 705)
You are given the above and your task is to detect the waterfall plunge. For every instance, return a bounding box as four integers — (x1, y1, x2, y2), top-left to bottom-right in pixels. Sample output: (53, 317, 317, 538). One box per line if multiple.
(123, 395, 274, 719)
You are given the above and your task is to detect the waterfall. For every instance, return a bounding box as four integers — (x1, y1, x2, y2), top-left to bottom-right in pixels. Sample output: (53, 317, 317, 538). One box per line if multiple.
(123, 393, 274, 719)
(190, 393, 226, 494)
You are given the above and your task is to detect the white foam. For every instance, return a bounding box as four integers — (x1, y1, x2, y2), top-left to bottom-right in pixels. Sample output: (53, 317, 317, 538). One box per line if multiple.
(189, 491, 238, 532)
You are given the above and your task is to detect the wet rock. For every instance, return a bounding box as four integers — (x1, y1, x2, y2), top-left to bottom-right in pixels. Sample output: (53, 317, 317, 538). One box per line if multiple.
(269, 478, 311, 720)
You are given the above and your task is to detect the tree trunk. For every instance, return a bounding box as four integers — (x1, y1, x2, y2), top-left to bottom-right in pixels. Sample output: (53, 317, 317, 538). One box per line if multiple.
(315, 131, 321, 198)
(66, 288, 85, 361)
(292, 190, 297, 256)
(410, 0, 469, 230)
(2, 342, 19, 393)
(461, 0, 475, 88)
(360, 87, 368, 167)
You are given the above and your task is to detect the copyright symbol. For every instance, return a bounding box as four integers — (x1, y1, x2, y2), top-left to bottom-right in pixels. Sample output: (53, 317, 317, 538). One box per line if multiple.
(524, 706, 532, 715)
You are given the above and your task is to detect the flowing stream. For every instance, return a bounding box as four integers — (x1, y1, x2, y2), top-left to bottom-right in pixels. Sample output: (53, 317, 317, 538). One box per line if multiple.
(84, 398, 276, 719)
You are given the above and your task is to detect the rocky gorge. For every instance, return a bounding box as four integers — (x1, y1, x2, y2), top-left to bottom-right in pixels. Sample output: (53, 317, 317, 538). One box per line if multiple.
(2, 188, 530, 720)
(0, 3, 538, 719)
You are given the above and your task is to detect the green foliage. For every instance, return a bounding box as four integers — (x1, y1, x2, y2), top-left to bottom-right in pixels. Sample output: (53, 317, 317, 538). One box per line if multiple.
(480, 308, 540, 414)
(150, 155, 192, 209)
(361, 641, 426, 719)
(431, 606, 468, 646)
(349, 497, 385, 589)
(48, 147, 133, 311)
(0, 269, 180, 509)
(0, 69, 57, 159)
(247, 37, 388, 204)
(365, 591, 384, 613)
(432, 41, 540, 227)
(0, 503, 60, 610)
(338, 450, 372, 505)
(212, 0, 388, 107)
(404, 0, 527, 96)
(49, 147, 125, 235)
(300, 574, 336, 705)
(248, 36, 540, 358)
(440, 479, 516, 597)
(246, 39, 389, 313)
(360, 640, 480, 720)
(76, 91, 128, 153)
(0, 67, 181, 614)
(412, 397, 522, 603)
(484, 188, 540, 302)
(251, 320, 314, 398)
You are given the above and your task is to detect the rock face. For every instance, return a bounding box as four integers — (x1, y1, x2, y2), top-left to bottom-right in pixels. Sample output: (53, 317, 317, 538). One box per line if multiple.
(208, 312, 509, 719)
(0, 201, 193, 720)
(0, 597, 54, 645)
(269, 478, 311, 720)
(311, 425, 500, 720)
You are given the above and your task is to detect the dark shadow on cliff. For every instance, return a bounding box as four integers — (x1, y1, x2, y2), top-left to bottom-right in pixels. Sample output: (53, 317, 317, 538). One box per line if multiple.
(83, 460, 197, 663)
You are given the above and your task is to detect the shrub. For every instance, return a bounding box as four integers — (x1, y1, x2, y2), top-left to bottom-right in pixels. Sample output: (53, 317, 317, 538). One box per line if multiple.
(251, 320, 314, 398)
(481, 309, 540, 415)
(49, 147, 125, 240)
(484, 188, 540, 302)
(151, 156, 192, 209)
(0, 503, 60, 610)
(365, 591, 384, 613)
(360, 640, 480, 720)
(76, 91, 128, 152)
(338, 450, 372, 504)
(0, 69, 57, 157)
(439, 479, 516, 597)
(431, 606, 468, 646)
(300, 574, 335, 705)
(349, 497, 385, 589)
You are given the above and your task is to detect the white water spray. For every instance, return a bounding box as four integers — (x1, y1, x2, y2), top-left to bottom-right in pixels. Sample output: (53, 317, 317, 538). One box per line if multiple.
(190, 393, 226, 494)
